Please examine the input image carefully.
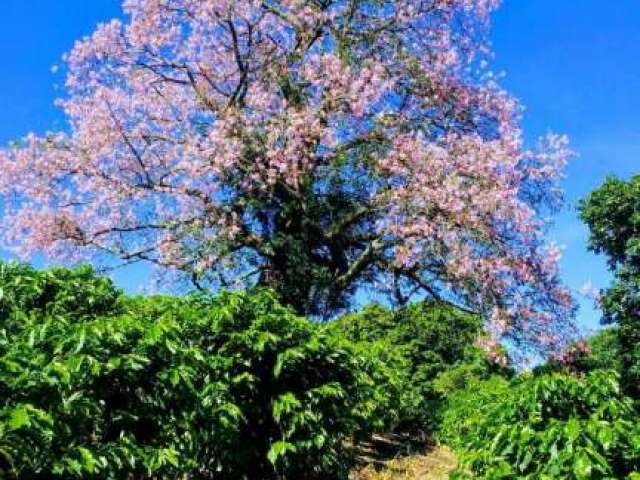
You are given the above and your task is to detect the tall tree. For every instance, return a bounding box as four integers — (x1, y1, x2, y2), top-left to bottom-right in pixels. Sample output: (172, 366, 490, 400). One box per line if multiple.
(0, 0, 574, 355)
(580, 175, 640, 399)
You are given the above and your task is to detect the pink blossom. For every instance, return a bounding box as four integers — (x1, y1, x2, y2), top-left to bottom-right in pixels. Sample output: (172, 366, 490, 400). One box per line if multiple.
(0, 0, 575, 358)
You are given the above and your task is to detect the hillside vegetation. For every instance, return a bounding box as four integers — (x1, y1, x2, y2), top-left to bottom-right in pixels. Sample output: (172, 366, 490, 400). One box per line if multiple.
(0, 262, 493, 479)
(1, 262, 638, 479)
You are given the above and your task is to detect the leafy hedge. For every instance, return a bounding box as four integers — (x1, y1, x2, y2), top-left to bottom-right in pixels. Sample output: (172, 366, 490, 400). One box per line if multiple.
(8, 262, 598, 480)
(0, 263, 379, 479)
(571, 328, 622, 374)
(327, 301, 508, 434)
(440, 370, 640, 479)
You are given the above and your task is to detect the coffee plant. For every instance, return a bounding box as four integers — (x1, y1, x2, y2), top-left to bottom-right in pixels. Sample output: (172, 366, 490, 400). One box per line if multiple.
(0, 263, 376, 479)
(441, 370, 640, 479)
(327, 301, 504, 434)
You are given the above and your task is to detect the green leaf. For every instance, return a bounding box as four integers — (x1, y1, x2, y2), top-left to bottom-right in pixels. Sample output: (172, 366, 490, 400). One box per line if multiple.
(7, 406, 30, 431)
(565, 418, 581, 443)
(79, 447, 98, 473)
(518, 449, 533, 472)
(574, 451, 593, 480)
(267, 441, 297, 466)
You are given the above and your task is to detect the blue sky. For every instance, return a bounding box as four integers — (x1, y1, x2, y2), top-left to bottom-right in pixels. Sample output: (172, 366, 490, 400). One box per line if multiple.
(1, 0, 639, 331)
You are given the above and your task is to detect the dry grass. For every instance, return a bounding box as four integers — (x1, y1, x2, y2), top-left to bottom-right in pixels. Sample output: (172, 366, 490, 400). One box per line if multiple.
(350, 445, 457, 480)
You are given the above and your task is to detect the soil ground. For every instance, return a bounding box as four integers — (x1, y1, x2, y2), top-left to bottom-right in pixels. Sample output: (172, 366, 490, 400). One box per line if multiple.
(350, 435, 457, 480)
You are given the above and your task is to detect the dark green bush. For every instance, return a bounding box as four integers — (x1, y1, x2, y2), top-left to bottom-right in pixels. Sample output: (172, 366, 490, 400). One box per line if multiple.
(533, 329, 622, 377)
(0, 262, 123, 328)
(431, 360, 500, 396)
(441, 370, 640, 479)
(569, 328, 621, 375)
(0, 263, 373, 479)
(329, 301, 483, 367)
(437, 375, 511, 449)
(345, 338, 412, 437)
(326, 301, 502, 434)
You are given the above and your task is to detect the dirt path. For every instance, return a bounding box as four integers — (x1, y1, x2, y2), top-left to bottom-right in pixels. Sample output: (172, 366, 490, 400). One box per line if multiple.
(350, 440, 457, 480)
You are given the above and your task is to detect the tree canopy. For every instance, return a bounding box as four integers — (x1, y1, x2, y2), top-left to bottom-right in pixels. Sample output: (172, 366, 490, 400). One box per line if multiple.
(580, 175, 640, 399)
(0, 0, 574, 355)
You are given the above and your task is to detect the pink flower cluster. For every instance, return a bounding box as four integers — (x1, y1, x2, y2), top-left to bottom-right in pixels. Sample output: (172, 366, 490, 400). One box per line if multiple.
(0, 0, 576, 357)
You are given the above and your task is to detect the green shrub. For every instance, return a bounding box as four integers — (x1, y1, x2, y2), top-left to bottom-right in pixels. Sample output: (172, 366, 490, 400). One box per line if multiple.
(437, 376, 511, 450)
(0, 262, 123, 328)
(441, 370, 640, 479)
(581, 328, 622, 372)
(330, 301, 483, 367)
(346, 339, 412, 438)
(0, 263, 372, 479)
(532, 328, 622, 377)
(326, 301, 501, 434)
(432, 361, 500, 397)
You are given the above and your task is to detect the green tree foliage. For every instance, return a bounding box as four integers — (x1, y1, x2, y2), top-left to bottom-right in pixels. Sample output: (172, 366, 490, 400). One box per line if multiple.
(573, 328, 622, 374)
(441, 370, 640, 479)
(0, 263, 377, 479)
(325, 301, 507, 434)
(533, 328, 622, 376)
(580, 175, 640, 399)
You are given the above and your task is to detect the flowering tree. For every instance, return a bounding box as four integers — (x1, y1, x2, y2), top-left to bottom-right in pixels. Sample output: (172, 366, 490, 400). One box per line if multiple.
(0, 0, 575, 355)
